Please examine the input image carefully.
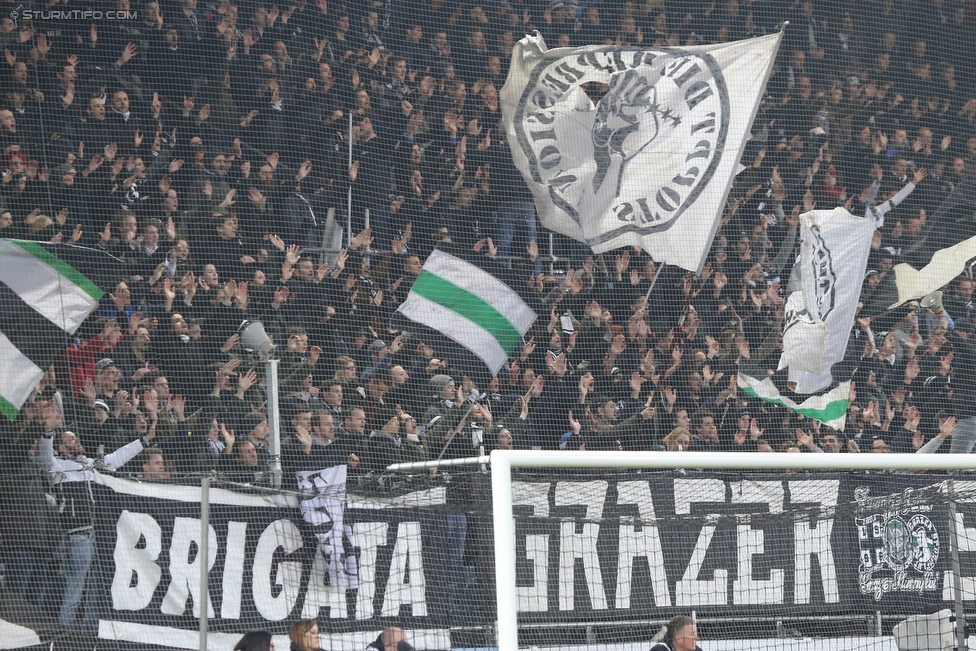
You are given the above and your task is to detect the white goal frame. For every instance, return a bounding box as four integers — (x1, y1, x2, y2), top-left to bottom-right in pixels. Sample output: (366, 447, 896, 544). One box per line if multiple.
(489, 450, 976, 651)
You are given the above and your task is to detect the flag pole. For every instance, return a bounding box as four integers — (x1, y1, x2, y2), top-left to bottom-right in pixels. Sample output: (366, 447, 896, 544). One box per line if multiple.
(433, 396, 483, 464)
(642, 261, 664, 310)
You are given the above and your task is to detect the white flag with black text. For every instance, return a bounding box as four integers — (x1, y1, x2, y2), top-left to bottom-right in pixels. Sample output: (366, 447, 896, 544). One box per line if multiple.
(500, 32, 782, 272)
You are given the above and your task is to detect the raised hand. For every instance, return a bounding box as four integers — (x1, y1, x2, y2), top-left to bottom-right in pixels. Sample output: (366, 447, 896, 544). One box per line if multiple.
(749, 417, 764, 440)
(351, 227, 373, 250)
(795, 428, 814, 450)
(663, 385, 677, 407)
(220, 423, 235, 451)
(939, 415, 957, 439)
(568, 409, 581, 435)
(142, 389, 159, 416)
(238, 368, 258, 393)
(295, 425, 313, 453)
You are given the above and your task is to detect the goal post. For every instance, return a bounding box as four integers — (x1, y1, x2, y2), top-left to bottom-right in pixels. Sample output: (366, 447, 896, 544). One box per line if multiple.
(490, 451, 976, 651)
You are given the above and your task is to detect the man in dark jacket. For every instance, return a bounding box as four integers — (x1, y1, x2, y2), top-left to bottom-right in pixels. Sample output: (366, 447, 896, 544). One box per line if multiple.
(948, 331, 976, 452)
(651, 615, 701, 651)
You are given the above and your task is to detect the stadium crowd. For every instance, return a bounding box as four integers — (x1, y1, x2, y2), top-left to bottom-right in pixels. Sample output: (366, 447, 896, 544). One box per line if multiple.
(3, 0, 976, 636)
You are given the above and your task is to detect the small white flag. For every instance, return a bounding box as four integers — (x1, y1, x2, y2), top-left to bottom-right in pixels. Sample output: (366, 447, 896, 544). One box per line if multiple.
(890, 234, 976, 308)
(394, 247, 537, 376)
(0, 239, 108, 420)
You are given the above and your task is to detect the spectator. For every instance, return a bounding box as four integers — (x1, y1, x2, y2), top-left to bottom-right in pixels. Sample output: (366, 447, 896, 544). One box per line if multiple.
(365, 409, 404, 472)
(692, 410, 721, 451)
(234, 631, 274, 651)
(241, 411, 270, 456)
(424, 374, 457, 424)
(366, 627, 409, 651)
(139, 447, 171, 479)
(38, 424, 156, 632)
(290, 619, 323, 651)
(663, 427, 693, 452)
(870, 436, 891, 453)
(335, 405, 368, 465)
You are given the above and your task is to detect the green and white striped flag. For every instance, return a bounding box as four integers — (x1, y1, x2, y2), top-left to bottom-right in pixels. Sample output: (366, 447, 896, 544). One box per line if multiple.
(0, 239, 109, 420)
(395, 247, 537, 376)
(738, 371, 850, 430)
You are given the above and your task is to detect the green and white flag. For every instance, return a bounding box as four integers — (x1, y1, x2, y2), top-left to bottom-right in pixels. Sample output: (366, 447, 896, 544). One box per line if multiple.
(738, 371, 850, 430)
(0, 239, 109, 420)
(394, 247, 537, 376)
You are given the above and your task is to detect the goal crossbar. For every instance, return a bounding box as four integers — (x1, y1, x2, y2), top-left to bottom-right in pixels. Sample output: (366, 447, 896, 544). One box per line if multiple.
(489, 451, 976, 651)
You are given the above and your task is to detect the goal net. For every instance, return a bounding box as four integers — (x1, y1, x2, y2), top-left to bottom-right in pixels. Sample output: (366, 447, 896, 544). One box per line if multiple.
(490, 451, 976, 651)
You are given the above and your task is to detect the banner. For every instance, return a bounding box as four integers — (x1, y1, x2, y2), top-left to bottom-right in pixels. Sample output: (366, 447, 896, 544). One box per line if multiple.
(77, 471, 976, 650)
(500, 32, 782, 273)
(780, 208, 875, 395)
(504, 472, 970, 623)
(92, 474, 452, 649)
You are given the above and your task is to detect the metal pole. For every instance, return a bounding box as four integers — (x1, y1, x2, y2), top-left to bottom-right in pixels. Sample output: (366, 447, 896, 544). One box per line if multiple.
(485, 450, 976, 472)
(948, 480, 969, 651)
(198, 476, 211, 651)
(548, 232, 555, 275)
(643, 261, 664, 309)
(387, 454, 490, 472)
(266, 358, 282, 489)
(321, 207, 337, 265)
(392, 450, 976, 472)
(490, 451, 517, 651)
(347, 111, 354, 248)
(433, 399, 482, 465)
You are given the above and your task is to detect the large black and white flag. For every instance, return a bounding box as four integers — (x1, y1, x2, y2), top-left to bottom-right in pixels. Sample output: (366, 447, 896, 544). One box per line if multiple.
(500, 32, 782, 272)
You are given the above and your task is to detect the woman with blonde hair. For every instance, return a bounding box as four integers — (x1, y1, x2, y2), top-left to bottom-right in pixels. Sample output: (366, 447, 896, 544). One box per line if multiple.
(289, 619, 322, 651)
(663, 427, 692, 451)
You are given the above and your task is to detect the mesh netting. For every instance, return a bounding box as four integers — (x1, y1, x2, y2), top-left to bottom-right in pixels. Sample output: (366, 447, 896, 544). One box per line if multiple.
(3, 0, 976, 649)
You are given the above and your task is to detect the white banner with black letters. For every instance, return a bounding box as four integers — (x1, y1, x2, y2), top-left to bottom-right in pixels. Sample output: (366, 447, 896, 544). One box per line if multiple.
(500, 32, 782, 272)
